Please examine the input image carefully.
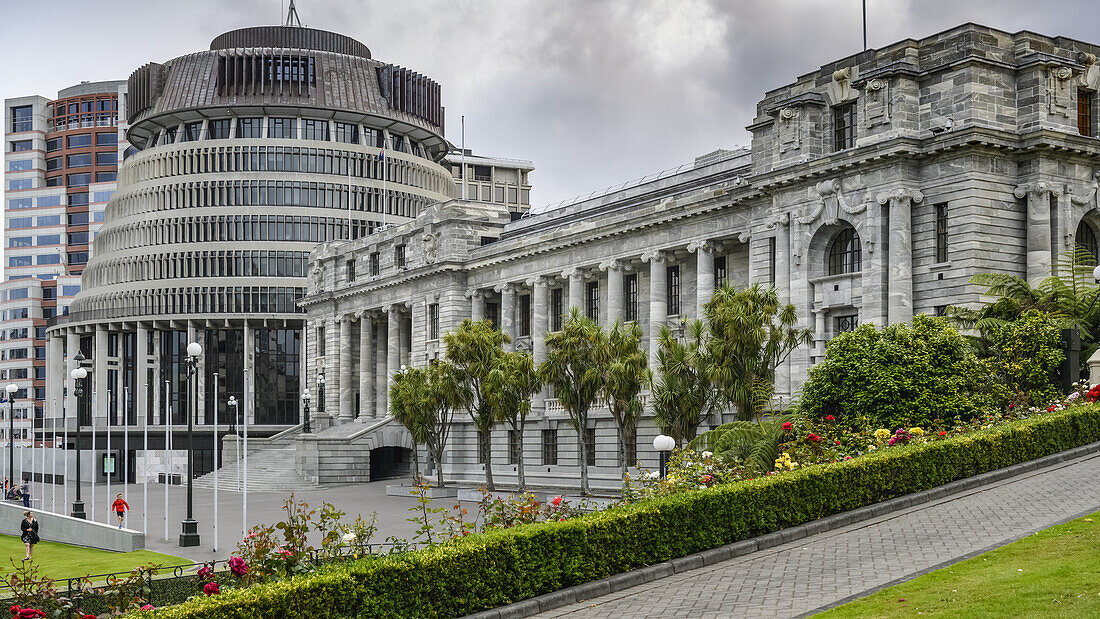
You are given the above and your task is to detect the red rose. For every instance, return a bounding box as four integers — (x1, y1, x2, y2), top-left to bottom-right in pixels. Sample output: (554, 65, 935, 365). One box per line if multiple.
(9, 606, 20, 616)
(203, 582, 220, 596)
(938, 431, 947, 436)
(835, 440, 841, 445)
(700, 474, 712, 484)
(781, 421, 793, 431)
(825, 415, 835, 422)
(551, 495, 563, 507)
(808, 433, 822, 443)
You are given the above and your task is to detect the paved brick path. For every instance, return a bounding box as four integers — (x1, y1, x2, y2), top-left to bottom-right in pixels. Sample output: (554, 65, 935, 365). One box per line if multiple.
(535, 452, 1100, 618)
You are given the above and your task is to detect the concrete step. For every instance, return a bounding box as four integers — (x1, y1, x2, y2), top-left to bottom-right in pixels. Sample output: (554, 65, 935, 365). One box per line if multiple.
(194, 445, 313, 492)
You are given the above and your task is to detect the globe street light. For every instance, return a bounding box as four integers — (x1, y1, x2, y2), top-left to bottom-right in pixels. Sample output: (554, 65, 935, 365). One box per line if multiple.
(316, 371, 326, 420)
(652, 434, 675, 480)
(6, 383, 17, 490)
(70, 355, 90, 519)
(227, 396, 239, 492)
(301, 388, 312, 434)
(179, 341, 202, 547)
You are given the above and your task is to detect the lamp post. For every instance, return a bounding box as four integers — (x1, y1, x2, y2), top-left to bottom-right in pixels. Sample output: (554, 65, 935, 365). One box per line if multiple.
(652, 434, 675, 480)
(6, 384, 17, 490)
(70, 355, 89, 519)
(301, 389, 312, 434)
(315, 371, 326, 428)
(179, 341, 202, 547)
(228, 396, 239, 492)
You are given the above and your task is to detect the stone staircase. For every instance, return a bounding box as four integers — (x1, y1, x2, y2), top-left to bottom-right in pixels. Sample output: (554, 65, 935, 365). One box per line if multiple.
(193, 444, 313, 493)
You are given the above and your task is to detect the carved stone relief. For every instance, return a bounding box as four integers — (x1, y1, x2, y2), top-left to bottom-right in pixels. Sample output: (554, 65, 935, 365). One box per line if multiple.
(778, 107, 801, 153)
(1048, 65, 1075, 118)
(863, 78, 890, 127)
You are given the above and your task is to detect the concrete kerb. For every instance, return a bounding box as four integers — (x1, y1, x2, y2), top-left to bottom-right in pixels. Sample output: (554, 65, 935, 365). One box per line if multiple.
(460, 439, 1100, 619)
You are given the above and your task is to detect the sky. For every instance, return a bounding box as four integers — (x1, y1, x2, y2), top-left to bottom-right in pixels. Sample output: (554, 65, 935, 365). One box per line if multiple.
(4, 0, 1100, 207)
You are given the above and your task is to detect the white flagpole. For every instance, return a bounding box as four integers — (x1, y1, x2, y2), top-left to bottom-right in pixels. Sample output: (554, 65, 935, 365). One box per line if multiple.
(143, 388, 148, 535)
(106, 389, 111, 521)
(461, 115, 466, 199)
(213, 373, 219, 553)
(243, 368, 248, 540)
(164, 380, 171, 542)
(124, 386, 129, 506)
(90, 388, 96, 523)
(51, 399, 56, 513)
(62, 402, 67, 511)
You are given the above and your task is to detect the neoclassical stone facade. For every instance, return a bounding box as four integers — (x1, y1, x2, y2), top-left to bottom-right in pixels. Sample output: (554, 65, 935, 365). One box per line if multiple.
(300, 24, 1100, 490)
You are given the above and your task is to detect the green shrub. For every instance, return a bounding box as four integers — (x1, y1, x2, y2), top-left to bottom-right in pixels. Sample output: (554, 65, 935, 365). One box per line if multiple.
(986, 310, 1065, 407)
(800, 315, 989, 427)
(129, 404, 1100, 619)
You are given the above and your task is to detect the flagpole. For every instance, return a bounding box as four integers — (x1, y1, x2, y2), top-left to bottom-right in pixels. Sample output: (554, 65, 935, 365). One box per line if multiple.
(164, 380, 171, 542)
(90, 387, 96, 523)
(106, 389, 111, 521)
(862, 0, 867, 51)
(124, 386, 129, 510)
(143, 389, 148, 535)
(213, 373, 218, 553)
(461, 115, 466, 199)
(242, 368, 248, 541)
(51, 399, 56, 513)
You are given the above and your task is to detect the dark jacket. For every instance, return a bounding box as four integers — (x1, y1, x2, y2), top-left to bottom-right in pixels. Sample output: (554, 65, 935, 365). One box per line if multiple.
(20, 518, 39, 544)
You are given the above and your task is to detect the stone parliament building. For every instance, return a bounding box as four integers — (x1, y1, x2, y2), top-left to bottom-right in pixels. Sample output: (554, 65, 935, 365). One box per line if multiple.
(41, 22, 1100, 491)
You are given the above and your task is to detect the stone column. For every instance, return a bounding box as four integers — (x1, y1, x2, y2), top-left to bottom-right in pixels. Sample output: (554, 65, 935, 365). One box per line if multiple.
(564, 268, 584, 314)
(877, 188, 923, 325)
(602, 260, 624, 325)
(94, 326, 108, 429)
(46, 335, 62, 426)
(1014, 182, 1060, 285)
(642, 250, 667, 368)
(689, 240, 714, 321)
(529, 276, 549, 409)
(468, 290, 484, 322)
(499, 284, 516, 349)
(814, 305, 827, 359)
(358, 313, 374, 419)
(136, 323, 149, 426)
(387, 306, 401, 411)
(375, 317, 388, 417)
(65, 331, 79, 423)
(338, 316, 354, 422)
(243, 323, 255, 425)
(774, 214, 791, 305)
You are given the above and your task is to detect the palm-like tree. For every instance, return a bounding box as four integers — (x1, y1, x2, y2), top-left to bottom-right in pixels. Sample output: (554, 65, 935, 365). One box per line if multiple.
(444, 320, 508, 491)
(600, 321, 649, 480)
(485, 351, 541, 491)
(541, 309, 606, 495)
(652, 321, 716, 445)
(389, 361, 462, 488)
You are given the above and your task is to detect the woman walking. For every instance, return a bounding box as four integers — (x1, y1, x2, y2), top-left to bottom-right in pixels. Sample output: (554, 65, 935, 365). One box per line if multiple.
(20, 511, 38, 561)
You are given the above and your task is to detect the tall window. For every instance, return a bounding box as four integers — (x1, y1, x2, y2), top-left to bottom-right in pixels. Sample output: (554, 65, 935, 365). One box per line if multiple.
(302, 119, 329, 141)
(236, 118, 262, 138)
(624, 274, 638, 322)
(486, 302, 500, 330)
(833, 102, 856, 151)
(10, 106, 32, 132)
(585, 281, 599, 321)
(518, 294, 531, 336)
(551, 288, 564, 331)
(541, 429, 558, 465)
(345, 259, 356, 282)
(768, 237, 777, 286)
(335, 122, 359, 144)
(508, 430, 520, 465)
(1079, 90, 1094, 137)
(428, 303, 440, 340)
(827, 228, 862, 275)
(666, 265, 681, 316)
(584, 427, 597, 466)
(207, 119, 230, 139)
(1077, 221, 1099, 265)
(268, 117, 296, 139)
(714, 255, 727, 289)
(935, 204, 949, 263)
(369, 252, 380, 276)
(395, 245, 406, 268)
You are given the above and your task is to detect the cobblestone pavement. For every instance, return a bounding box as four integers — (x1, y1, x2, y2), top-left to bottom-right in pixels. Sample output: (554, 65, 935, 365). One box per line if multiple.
(535, 452, 1100, 618)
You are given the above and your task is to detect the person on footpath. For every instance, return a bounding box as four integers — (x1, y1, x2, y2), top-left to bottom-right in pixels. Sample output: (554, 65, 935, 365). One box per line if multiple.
(20, 480, 29, 508)
(20, 511, 38, 561)
(111, 493, 130, 529)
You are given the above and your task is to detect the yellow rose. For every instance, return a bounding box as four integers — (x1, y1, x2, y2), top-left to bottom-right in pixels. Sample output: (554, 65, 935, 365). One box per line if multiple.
(909, 427, 924, 436)
(873, 429, 891, 439)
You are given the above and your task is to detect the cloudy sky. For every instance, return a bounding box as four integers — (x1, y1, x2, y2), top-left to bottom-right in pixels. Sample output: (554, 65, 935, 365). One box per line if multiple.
(4, 0, 1100, 206)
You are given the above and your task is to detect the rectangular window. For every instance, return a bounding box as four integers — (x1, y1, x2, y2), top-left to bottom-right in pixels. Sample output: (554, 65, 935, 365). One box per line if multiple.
(934, 203, 949, 263)
(8, 256, 31, 267)
(93, 190, 114, 203)
(346, 259, 356, 282)
(477, 430, 488, 464)
(395, 245, 406, 268)
(36, 195, 61, 207)
(518, 294, 531, 336)
(9, 218, 32, 229)
(8, 237, 31, 248)
(95, 132, 117, 147)
(584, 427, 597, 466)
(68, 193, 89, 207)
(207, 119, 230, 139)
(834, 314, 858, 334)
(833, 102, 857, 151)
(369, 252, 380, 276)
(36, 215, 61, 226)
(8, 159, 31, 172)
(36, 234, 60, 245)
(10, 106, 32, 132)
(236, 118, 262, 138)
(268, 117, 296, 139)
(624, 274, 638, 322)
(67, 252, 88, 265)
(67, 173, 92, 187)
(181, 122, 202, 142)
(96, 151, 117, 166)
(486, 302, 500, 329)
(45, 157, 62, 171)
(45, 176, 62, 187)
(508, 429, 520, 465)
(67, 153, 92, 168)
(495, 186, 505, 203)
(95, 171, 116, 182)
(68, 232, 89, 246)
(551, 288, 564, 331)
(10, 140, 32, 152)
(666, 265, 681, 316)
(67, 134, 92, 148)
(8, 198, 32, 209)
(541, 429, 558, 466)
(37, 254, 60, 265)
(8, 179, 32, 190)
(62, 285, 80, 297)
(334, 122, 359, 144)
(935, 305, 948, 317)
(1079, 90, 1094, 137)
(585, 281, 599, 321)
(428, 303, 440, 340)
(715, 255, 727, 289)
(302, 119, 329, 141)
(768, 237, 777, 287)
(46, 138, 62, 152)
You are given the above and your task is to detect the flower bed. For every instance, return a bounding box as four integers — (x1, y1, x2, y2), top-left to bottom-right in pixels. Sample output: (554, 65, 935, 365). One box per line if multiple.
(128, 403, 1100, 618)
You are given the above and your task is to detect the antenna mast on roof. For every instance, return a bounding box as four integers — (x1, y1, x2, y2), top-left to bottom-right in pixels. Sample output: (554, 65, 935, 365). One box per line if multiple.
(285, 0, 302, 27)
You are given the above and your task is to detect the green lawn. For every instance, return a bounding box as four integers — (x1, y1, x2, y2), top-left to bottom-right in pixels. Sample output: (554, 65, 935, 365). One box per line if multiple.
(0, 535, 189, 581)
(816, 511, 1100, 618)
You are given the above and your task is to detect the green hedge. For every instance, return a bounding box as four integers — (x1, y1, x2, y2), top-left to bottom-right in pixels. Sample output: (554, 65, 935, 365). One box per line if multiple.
(132, 404, 1100, 618)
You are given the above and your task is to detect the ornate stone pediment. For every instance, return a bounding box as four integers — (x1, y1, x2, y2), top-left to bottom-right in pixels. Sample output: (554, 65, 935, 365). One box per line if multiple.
(798, 179, 872, 225)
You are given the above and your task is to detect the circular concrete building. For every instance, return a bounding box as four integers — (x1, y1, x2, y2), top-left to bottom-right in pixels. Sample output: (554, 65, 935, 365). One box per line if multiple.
(46, 25, 455, 471)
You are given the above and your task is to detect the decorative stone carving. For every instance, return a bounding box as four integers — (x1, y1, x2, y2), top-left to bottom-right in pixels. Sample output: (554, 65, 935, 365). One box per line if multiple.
(422, 233, 439, 263)
(1048, 65, 1075, 118)
(686, 239, 712, 254)
(598, 258, 623, 272)
(738, 231, 751, 244)
(310, 263, 325, 293)
(863, 77, 890, 127)
(1078, 52, 1100, 92)
(560, 266, 583, 280)
(826, 66, 856, 104)
(640, 249, 665, 263)
(1013, 181, 1062, 200)
(799, 179, 870, 225)
(875, 187, 925, 208)
(778, 107, 801, 153)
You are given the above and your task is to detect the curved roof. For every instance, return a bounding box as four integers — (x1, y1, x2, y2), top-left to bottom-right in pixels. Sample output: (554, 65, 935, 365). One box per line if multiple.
(210, 26, 372, 59)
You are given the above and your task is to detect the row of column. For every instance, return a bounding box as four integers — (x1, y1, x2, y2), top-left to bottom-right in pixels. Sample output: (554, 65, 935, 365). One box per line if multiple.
(325, 306, 408, 422)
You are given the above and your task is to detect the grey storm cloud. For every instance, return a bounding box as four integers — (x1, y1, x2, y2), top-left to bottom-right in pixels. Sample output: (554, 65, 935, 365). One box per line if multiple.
(4, 0, 1100, 206)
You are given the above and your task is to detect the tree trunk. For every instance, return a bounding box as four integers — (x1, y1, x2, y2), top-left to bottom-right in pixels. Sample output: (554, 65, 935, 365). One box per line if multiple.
(515, 422, 526, 492)
(481, 430, 495, 491)
(411, 444, 421, 483)
(577, 410, 590, 496)
(618, 424, 635, 483)
(434, 446, 446, 489)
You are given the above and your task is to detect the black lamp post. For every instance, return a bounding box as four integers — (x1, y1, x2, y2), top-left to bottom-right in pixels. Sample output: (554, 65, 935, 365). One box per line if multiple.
(179, 341, 202, 547)
(70, 352, 90, 519)
(6, 383, 17, 491)
(301, 388, 312, 434)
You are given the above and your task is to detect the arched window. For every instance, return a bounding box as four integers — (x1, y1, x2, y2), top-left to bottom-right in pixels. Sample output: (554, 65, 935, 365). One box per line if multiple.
(1076, 221, 1099, 265)
(827, 228, 862, 275)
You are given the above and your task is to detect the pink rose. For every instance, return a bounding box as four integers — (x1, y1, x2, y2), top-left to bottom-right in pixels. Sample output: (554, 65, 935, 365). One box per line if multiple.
(203, 582, 220, 596)
(229, 556, 249, 576)
(140, 605, 155, 611)
(197, 565, 213, 580)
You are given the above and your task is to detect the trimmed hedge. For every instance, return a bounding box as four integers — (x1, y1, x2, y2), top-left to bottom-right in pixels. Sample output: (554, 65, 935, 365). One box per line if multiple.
(132, 405, 1100, 618)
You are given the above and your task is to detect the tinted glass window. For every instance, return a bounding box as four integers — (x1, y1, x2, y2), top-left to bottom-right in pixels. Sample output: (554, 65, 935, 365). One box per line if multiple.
(67, 153, 92, 167)
(236, 118, 262, 138)
(46, 138, 62, 152)
(67, 134, 92, 148)
(10, 106, 32, 132)
(207, 119, 230, 139)
(96, 151, 117, 166)
(67, 193, 89, 206)
(10, 140, 32, 152)
(67, 173, 92, 187)
(95, 132, 117, 146)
